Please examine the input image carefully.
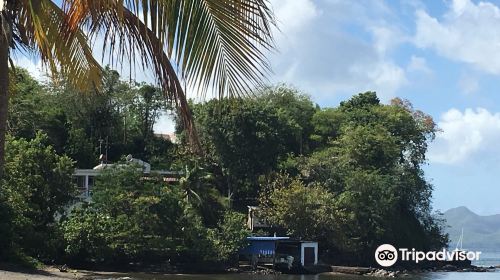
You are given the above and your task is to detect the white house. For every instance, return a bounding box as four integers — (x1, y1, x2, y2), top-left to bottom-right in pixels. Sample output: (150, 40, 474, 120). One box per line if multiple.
(73, 156, 181, 198)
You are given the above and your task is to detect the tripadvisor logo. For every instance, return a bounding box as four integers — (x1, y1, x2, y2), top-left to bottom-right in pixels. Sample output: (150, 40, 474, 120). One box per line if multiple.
(375, 244, 398, 267)
(374, 244, 482, 267)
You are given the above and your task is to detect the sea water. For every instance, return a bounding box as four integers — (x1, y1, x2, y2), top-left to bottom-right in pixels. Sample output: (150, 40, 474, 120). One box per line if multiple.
(94, 252, 500, 280)
(96, 270, 500, 280)
(471, 251, 500, 267)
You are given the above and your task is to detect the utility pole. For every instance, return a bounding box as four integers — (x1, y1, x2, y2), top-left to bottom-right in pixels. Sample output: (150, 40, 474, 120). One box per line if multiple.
(105, 136, 109, 164)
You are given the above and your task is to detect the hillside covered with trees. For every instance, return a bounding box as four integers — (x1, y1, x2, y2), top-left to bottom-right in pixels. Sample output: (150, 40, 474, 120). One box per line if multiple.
(0, 68, 448, 269)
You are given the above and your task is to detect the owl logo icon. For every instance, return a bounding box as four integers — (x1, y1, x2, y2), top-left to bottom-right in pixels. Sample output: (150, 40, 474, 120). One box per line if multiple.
(375, 244, 398, 267)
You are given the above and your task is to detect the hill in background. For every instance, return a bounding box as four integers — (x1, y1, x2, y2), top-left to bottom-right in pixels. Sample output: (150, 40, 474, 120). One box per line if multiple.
(444, 206, 500, 251)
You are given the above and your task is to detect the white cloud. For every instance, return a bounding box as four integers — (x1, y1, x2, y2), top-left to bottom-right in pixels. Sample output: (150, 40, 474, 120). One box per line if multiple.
(458, 73, 480, 95)
(350, 60, 407, 98)
(428, 108, 500, 165)
(407, 55, 432, 74)
(268, 0, 408, 101)
(369, 25, 408, 55)
(414, 0, 500, 75)
(271, 0, 319, 34)
(12, 56, 47, 81)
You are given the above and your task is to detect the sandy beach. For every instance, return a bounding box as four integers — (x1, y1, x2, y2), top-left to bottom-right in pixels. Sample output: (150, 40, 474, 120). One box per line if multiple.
(0, 266, 134, 280)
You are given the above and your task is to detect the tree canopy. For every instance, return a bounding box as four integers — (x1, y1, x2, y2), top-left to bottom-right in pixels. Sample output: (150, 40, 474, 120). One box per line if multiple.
(0, 0, 277, 176)
(1, 69, 448, 268)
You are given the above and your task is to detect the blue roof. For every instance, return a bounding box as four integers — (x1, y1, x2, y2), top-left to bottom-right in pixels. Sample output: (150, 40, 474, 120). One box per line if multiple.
(239, 237, 290, 255)
(246, 236, 290, 241)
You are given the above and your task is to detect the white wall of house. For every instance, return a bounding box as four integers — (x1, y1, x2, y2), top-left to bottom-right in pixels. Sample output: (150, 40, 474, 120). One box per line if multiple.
(74, 166, 182, 198)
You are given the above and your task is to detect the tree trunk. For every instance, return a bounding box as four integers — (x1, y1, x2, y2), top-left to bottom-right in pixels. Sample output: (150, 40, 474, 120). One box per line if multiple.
(0, 11, 10, 178)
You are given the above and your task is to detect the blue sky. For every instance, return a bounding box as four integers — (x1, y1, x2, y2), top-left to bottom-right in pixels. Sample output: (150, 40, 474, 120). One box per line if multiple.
(14, 0, 500, 215)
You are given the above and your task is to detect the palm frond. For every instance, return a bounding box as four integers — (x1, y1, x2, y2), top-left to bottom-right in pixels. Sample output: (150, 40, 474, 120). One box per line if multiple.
(61, 0, 275, 150)
(63, 0, 200, 149)
(13, 0, 102, 89)
(65, 0, 275, 98)
(132, 0, 276, 98)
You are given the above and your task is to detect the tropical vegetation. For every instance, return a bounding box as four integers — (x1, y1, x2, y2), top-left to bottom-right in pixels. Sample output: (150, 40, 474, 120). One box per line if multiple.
(0, 68, 448, 269)
(0, 0, 276, 176)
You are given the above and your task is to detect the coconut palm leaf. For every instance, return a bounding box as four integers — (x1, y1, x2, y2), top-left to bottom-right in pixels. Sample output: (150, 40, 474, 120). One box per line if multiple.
(61, 0, 275, 149)
(1, 0, 275, 158)
(11, 0, 102, 89)
(64, 0, 275, 98)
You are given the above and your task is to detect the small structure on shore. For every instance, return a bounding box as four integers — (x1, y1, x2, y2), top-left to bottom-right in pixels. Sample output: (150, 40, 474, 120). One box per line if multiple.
(276, 240, 318, 267)
(247, 206, 270, 231)
(239, 236, 319, 273)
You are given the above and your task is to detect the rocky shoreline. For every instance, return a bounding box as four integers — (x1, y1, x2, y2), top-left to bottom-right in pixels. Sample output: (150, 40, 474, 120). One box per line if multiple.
(233, 263, 498, 277)
(0, 263, 498, 279)
(330, 264, 498, 278)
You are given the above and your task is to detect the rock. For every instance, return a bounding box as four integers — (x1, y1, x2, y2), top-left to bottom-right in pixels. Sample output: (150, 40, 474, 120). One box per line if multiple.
(442, 264, 457, 271)
(247, 267, 280, 275)
(473, 267, 487, 272)
(365, 269, 399, 277)
(58, 264, 68, 272)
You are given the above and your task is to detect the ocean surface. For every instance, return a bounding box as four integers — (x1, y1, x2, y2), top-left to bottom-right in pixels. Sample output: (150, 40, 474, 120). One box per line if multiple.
(471, 251, 500, 267)
(92, 252, 500, 279)
(95, 270, 500, 280)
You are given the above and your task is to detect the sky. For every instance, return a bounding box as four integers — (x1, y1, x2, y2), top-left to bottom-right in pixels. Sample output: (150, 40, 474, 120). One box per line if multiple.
(13, 0, 500, 215)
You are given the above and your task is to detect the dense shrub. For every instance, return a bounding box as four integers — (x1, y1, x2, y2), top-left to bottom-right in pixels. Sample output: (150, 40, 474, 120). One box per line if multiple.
(62, 166, 185, 263)
(208, 211, 250, 264)
(61, 166, 249, 266)
(1, 133, 75, 262)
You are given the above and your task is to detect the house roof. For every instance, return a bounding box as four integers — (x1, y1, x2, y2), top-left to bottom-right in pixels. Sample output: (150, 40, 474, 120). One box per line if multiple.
(246, 236, 289, 241)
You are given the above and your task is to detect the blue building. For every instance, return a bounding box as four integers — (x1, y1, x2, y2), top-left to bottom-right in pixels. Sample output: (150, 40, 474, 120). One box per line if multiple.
(239, 236, 318, 271)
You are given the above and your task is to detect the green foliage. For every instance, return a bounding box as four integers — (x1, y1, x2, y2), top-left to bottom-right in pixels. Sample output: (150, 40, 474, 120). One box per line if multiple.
(208, 211, 250, 264)
(62, 166, 188, 263)
(65, 127, 95, 168)
(6, 70, 448, 268)
(61, 166, 248, 266)
(339, 91, 380, 111)
(259, 174, 345, 247)
(310, 108, 343, 148)
(177, 160, 226, 227)
(256, 85, 317, 154)
(260, 92, 447, 265)
(7, 68, 45, 139)
(191, 98, 291, 205)
(1, 133, 75, 261)
(184, 87, 317, 207)
(8, 67, 175, 169)
(60, 206, 112, 262)
(0, 186, 13, 260)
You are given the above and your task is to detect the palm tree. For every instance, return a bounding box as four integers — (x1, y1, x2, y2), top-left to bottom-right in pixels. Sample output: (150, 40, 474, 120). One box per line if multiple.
(178, 161, 227, 226)
(179, 163, 212, 205)
(0, 0, 275, 176)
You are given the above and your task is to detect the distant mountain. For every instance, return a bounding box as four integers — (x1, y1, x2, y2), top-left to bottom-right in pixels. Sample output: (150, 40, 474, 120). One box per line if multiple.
(443, 206, 500, 251)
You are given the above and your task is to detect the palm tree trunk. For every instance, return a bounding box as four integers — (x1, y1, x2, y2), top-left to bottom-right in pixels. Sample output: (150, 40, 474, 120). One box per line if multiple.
(0, 11, 10, 178)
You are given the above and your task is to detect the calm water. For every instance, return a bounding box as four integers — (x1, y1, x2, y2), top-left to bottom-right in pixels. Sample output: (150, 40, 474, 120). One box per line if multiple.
(471, 251, 500, 267)
(94, 252, 500, 280)
(95, 271, 500, 280)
